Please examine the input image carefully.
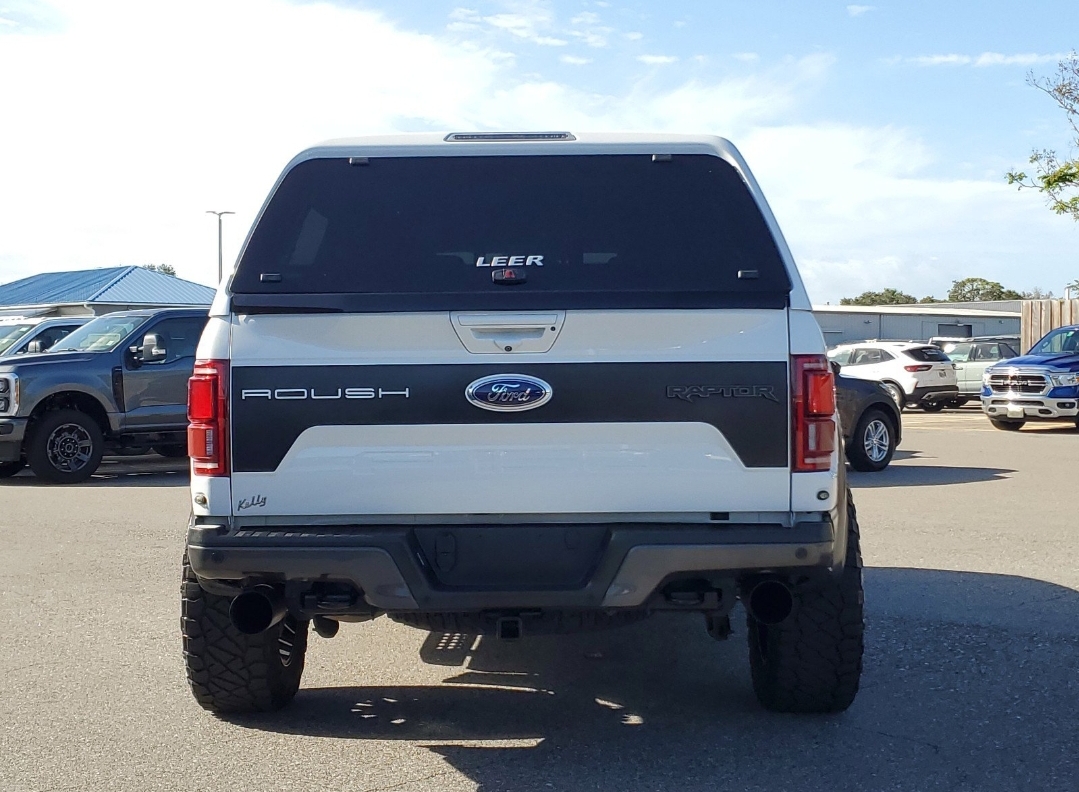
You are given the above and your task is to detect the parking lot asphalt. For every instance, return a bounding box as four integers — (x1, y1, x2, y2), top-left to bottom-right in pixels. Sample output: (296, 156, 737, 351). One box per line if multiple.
(1, 409, 1077, 792)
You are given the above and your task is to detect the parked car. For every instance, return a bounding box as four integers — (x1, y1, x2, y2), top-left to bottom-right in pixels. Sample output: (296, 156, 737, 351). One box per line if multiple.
(939, 338, 1021, 406)
(827, 341, 958, 411)
(980, 324, 1079, 430)
(928, 334, 1019, 350)
(834, 364, 902, 471)
(0, 308, 208, 482)
(0, 316, 90, 358)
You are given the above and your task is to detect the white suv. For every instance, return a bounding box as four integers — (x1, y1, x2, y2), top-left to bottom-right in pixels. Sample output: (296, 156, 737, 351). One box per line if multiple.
(829, 341, 958, 411)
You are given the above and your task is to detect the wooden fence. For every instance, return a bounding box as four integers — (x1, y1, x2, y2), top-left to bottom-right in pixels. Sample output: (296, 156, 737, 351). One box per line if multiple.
(1021, 299, 1079, 352)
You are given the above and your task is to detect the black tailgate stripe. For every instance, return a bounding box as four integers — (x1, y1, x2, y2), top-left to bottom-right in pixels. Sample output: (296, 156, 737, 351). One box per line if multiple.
(230, 362, 788, 472)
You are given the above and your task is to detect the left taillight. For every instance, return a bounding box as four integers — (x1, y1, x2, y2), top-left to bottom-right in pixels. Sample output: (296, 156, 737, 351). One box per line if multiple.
(792, 355, 836, 472)
(188, 359, 229, 477)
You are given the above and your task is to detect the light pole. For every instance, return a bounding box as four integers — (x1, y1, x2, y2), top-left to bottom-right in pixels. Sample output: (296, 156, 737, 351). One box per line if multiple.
(206, 210, 235, 284)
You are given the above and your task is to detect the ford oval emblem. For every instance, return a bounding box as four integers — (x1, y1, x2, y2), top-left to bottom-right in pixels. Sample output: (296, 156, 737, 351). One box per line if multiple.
(465, 374, 553, 412)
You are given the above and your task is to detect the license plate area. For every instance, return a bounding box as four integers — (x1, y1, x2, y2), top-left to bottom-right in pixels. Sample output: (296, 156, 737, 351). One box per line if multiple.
(412, 525, 610, 590)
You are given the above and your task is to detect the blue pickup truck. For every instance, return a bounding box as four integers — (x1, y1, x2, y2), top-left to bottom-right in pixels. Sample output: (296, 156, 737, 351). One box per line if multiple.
(981, 324, 1079, 430)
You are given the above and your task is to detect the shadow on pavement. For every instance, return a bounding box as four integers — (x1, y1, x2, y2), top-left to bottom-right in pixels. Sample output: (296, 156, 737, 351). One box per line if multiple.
(233, 569, 1079, 791)
(0, 455, 190, 487)
(850, 463, 1013, 487)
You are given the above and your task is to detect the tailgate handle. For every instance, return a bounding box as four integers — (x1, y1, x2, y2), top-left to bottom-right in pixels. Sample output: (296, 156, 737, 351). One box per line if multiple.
(456, 313, 559, 331)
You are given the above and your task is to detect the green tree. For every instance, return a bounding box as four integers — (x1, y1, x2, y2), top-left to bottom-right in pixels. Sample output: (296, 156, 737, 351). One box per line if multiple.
(947, 277, 1024, 302)
(839, 288, 918, 306)
(1007, 52, 1079, 222)
(918, 295, 943, 303)
(142, 264, 177, 277)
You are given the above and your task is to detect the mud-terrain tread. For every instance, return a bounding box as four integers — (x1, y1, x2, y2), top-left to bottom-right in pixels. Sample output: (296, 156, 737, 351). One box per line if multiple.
(180, 556, 307, 713)
(746, 490, 864, 713)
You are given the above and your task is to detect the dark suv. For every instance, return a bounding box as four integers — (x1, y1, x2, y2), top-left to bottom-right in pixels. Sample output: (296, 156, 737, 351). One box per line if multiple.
(834, 366, 902, 472)
(0, 308, 208, 483)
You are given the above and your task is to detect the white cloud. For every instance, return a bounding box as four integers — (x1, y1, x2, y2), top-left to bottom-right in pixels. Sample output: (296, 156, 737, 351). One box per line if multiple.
(906, 52, 1065, 67)
(0, 3, 1074, 303)
(570, 12, 601, 25)
(637, 54, 678, 65)
(846, 5, 874, 17)
(0, 0, 506, 286)
(482, 11, 567, 45)
(560, 55, 592, 65)
(740, 124, 1076, 301)
(624, 31, 643, 41)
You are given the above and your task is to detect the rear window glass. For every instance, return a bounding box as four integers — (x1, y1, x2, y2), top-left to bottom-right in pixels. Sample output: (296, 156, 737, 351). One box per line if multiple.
(231, 154, 792, 312)
(904, 346, 950, 362)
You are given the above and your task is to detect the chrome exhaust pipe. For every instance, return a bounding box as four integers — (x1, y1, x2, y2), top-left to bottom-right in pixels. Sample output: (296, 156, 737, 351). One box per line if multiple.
(745, 580, 794, 625)
(229, 585, 286, 635)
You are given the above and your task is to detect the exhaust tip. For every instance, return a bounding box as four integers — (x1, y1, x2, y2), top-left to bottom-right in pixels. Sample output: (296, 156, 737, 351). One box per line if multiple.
(229, 586, 286, 635)
(747, 580, 794, 625)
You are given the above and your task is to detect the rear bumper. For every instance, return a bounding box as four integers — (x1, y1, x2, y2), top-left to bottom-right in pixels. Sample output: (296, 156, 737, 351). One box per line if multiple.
(0, 418, 28, 462)
(910, 384, 958, 404)
(186, 512, 845, 613)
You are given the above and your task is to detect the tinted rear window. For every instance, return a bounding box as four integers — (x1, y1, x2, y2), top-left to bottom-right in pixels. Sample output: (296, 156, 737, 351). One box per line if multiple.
(904, 346, 950, 362)
(232, 154, 791, 312)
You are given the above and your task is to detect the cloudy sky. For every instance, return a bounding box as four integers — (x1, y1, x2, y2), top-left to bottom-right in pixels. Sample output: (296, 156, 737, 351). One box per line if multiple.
(0, 0, 1076, 303)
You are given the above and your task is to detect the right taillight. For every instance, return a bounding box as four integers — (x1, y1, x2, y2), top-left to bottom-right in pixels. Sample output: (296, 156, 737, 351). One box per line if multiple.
(188, 359, 229, 476)
(792, 355, 836, 472)
(904, 364, 932, 372)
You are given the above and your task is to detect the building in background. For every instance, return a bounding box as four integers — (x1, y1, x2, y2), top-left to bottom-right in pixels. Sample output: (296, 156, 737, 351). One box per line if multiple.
(0, 266, 215, 318)
(812, 304, 1020, 347)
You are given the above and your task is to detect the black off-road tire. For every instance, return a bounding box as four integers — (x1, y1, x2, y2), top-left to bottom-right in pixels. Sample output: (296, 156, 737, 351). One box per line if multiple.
(154, 443, 189, 458)
(26, 409, 104, 483)
(846, 408, 896, 472)
(181, 556, 307, 713)
(989, 418, 1025, 431)
(0, 460, 25, 478)
(747, 490, 864, 713)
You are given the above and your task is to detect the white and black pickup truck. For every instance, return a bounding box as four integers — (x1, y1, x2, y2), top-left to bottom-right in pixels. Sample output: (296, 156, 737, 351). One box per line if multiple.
(181, 133, 864, 715)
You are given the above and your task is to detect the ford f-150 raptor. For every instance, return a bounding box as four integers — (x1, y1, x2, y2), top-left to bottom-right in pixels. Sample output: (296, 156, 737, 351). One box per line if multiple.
(181, 132, 865, 715)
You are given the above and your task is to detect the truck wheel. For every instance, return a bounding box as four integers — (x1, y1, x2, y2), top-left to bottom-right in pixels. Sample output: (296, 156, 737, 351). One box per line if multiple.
(846, 409, 895, 472)
(154, 444, 189, 458)
(26, 409, 104, 484)
(746, 490, 864, 713)
(0, 461, 25, 478)
(181, 556, 307, 713)
(989, 418, 1025, 431)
